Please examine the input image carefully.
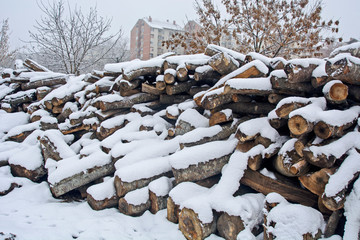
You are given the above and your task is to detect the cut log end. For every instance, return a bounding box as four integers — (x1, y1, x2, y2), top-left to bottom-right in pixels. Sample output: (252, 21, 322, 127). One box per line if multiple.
(288, 115, 313, 137)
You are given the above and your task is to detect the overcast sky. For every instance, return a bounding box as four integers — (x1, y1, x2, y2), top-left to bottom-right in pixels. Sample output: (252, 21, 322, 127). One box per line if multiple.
(2, 0, 360, 50)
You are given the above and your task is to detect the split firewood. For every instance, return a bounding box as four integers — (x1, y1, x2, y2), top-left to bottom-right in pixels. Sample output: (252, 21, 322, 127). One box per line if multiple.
(274, 96, 311, 119)
(36, 86, 52, 101)
(118, 187, 151, 216)
(5, 121, 40, 142)
(194, 65, 221, 82)
(23, 58, 50, 72)
(170, 138, 237, 184)
(148, 176, 173, 214)
(68, 106, 97, 126)
(274, 138, 310, 177)
(321, 148, 360, 211)
(96, 114, 129, 140)
(179, 207, 217, 240)
(141, 82, 164, 95)
(240, 169, 318, 207)
(21, 75, 67, 91)
(10, 164, 47, 183)
(119, 78, 142, 92)
(155, 75, 166, 91)
(322, 80, 348, 105)
(56, 102, 78, 123)
(313, 106, 359, 139)
(208, 52, 239, 76)
(271, 73, 314, 97)
(217, 213, 245, 240)
(209, 109, 233, 126)
(86, 177, 119, 210)
(284, 59, 324, 83)
(325, 54, 360, 85)
(95, 93, 159, 111)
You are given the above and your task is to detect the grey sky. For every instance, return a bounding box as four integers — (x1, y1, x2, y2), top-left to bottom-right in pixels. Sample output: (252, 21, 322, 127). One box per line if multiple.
(2, 0, 360, 50)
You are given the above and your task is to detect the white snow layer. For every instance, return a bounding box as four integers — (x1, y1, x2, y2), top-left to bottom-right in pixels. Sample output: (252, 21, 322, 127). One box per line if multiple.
(148, 176, 173, 197)
(86, 177, 116, 201)
(124, 186, 149, 205)
(343, 176, 360, 239)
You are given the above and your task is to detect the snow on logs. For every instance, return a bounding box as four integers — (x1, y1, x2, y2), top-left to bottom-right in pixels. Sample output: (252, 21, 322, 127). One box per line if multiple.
(2, 42, 360, 239)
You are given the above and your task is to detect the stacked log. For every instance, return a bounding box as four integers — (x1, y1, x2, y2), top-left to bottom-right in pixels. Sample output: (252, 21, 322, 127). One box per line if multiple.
(1, 42, 360, 240)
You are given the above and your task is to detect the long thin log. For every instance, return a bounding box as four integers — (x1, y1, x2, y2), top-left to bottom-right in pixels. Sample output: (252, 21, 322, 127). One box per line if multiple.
(23, 58, 50, 72)
(166, 80, 195, 95)
(21, 76, 67, 91)
(141, 82, 164, 95)
(240, 168, 318, 207)
(97, 93, 159, 111)
(224, 101, 274, 116)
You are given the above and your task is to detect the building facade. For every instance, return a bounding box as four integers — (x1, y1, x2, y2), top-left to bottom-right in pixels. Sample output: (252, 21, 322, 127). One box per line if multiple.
(130, 17, 185, 60)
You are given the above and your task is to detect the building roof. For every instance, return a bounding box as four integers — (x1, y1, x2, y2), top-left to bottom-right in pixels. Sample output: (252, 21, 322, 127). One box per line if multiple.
(143, 17, 183, 31)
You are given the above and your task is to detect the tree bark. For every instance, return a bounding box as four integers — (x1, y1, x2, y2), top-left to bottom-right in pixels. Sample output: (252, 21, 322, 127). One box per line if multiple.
(224, 101, 274, 116)
(87, 193, 118, 211)
(119, 79, 142, 92)
(325, 57, 360, 85)
(167, 196, 181, 223)
(118, 197, 150, 217)
(194, 65, 221, 82)
(314, 119, 356, 140)
(123, 66, 161, 81)
(149, 190, 168, 214)
(159, 94, 192, 105)
(270, 74, 314, 95)
(10, 164, 47, 183)
(324, 210, 343, 238)
(201, 92, 234, 110)
(97, 93, 159, 111)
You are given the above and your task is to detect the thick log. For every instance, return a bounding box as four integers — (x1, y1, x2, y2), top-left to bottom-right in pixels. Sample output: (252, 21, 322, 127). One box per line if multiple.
(217, 212, 245, 240)
(51, 94, 74, 107)
(10, 164, 47, 182)
(188, 86, 211, 97)
(298, 168, 336, 196)
(209, 109, 233, 126)
(179, 207, 217, 240)
(119, 88, 141, 97)
(2, 89, 36, 107)
(275, 101, 309, 119)
(50, 163, 115, 197)
(119, 78, 142, 92)
(156, 75, 166, 90)
(148, 176, 173, 214)
(224, 101, 274, 116)
(122, 65, 162, 81)
(284, 61, 319, 83)
(208, 52, 239, 76)
(325, 56, 360, 85)
(23, 58, 50, 72)
(97, 93, 159, 111)
(270, 74, 314, 95)
(21, 75, 67, 91)
(118, 188, 151, 216)
(166, 80, 194, 95)
(167, 196, 180, 223)
(160, 94, 192, 105)
(86, 178, 118, 210)
(240, 168, 318, 207)
(176, 65, 189, 82)
(201, 91, 234, 110)
(322, 81, 348, 105)
(314, 120, 356, 140)
(87, 193, 118, 211)
(36, 87, 52, 100)
(164, 69, 176, 85)
(288, 115, 314, 137)
(141, 82, 164, 95)
(194, 65, 221, 82)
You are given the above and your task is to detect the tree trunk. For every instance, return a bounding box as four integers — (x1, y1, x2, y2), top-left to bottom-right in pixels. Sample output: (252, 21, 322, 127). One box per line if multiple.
(179, 207, 217, 240)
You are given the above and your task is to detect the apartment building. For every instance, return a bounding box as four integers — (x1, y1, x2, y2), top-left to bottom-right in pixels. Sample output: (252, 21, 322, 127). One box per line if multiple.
(130, 17, 185, 60)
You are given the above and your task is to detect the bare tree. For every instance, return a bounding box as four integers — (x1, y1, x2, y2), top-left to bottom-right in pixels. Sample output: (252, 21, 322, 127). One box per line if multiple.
(164, 0, 339, 58)
(29, 0, 125, 74)
(0, 19, 17, 68)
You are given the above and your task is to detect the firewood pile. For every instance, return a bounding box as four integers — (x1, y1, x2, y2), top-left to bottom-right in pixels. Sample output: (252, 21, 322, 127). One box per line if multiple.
(1, 42, 360, 240)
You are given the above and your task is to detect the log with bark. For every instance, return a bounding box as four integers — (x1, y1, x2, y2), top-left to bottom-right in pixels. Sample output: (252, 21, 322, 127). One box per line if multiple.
(298, 168, 336, 196)
(325, 55, 360, 85)
(322, 80, 348, 105)
(49, 162, 115, 197)
(95, 93, 159, 111)
(284, 59, 322, 83)
(21, 75, 67, 91)
(288, 115, 314, 137)
(201, 89, 234, 110)
(119, 78, 142, 92)
(86, 178, 119, 211)
(166, 80, 195, 95)
(240, 168, 318, 207)
(141, 82, 164, 95)
(176, 64, 189, 82)
(122, 60, 163, 81)
(270, 71, 315, 95)
(194, 65, 221, 82)
(159, 94, 192, 105)
(118, 187, 151, 216)
(224, 101, 274, 116)
(23, 58, 50, 72)
(156, 75, 166, 91)
(208, 52, 239, 76)
(10, 164, 47, 183)
(148, 176, 173, 214)
(2, 89, 36, 108)
(209, 109, 233, 126)
(179, 207, 217, 240)
(36, 87, 52, 101)
(204, 44, 245, 65)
